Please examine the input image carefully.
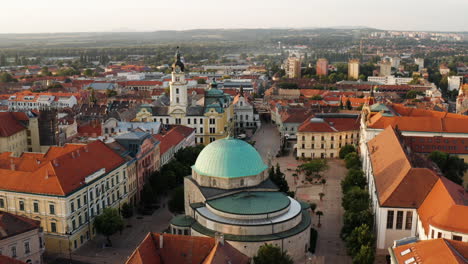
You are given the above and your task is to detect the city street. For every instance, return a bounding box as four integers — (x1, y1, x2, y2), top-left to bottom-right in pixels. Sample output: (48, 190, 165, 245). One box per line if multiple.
(253, 122, 351, 264)
(48, 198, 174, 264)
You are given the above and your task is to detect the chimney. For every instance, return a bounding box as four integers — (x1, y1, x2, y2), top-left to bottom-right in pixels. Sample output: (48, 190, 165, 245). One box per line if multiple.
(159, 234, 164, 249)
(45, 169, 49, 179)
(10, 159, 15, 171)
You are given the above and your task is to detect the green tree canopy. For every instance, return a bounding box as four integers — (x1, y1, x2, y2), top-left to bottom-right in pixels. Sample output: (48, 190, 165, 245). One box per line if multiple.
(298, 159, 328, 178)
(253, 244, 294, 264)
(196, 78, 206, 84)
(345, 224, 374, 257)
(168, 186, 185, 213)
(344, 152, 361, 169)
(339, 144, 356, 159)
(269, 163, 290, 193)
(342, 186, 369, 212)
(0, 72, 15, 83)
(94, 208, 124, 246)
(341, 169, 367, 193)
(428, 151, 467, 185)
(352, 244, 375, 264)
(341, 209, 374, 239)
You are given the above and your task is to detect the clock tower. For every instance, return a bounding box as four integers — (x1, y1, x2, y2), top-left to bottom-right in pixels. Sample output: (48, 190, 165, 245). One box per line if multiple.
(169, 47, 188, 116)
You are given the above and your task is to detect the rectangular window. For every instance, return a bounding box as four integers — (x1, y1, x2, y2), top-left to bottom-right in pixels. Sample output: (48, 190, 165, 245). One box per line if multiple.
(24, 241, 30, 254)
(452, 235, 462, 241)
(437, 232, 442, 238)
(77, 198, 81, 208)
(83, 194, 87, 204)
(200, 118, 203, 124)
(49, 204, 55, 215)
(386, 210, 394, 229)
(210, 127, 215, 134)
(11, 246, 16, 258)
(405, 211, 413, 230)
(396, 211, 403, 229)
(72, 219, 76, 230)
(0, 198, 4, 208)
(431, 230, 435, 239)
(79, 215, 82, 225)
(187, 119, 191, 124)
(51, 222, 57, 233)
(70, 201, 75, 213)
(19, 201, 25, 211)
(209, 118, 215, 125)
(200, 127, 203, 134)
(39, 237, 43, 249)
(33, 202, 39, 213)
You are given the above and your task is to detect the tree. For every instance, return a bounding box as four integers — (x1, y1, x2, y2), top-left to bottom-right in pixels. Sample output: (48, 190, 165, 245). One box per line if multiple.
(345, 224, 374, 258)
(94, 208, 124, 246)
(342, 187, 369, 212)
(311, 95, 323, 100)
(121, 203, 133, 218)
(352, 244, 375, 264)
(341, 209, 374, 239)
(269, 164, 290, 193)
(406, 90, 421, 99)
(168, 186, 185, 213)
(339, 144, 356, 159)
(344, 152, 361, 169)
(309, 203, 317, 213)
(428, 151, 467, 185)
(0, 72, 14, 83)
(83, 68, 94, 77)
(197, 78, 206, 84)
(253, 244, 294, 264)
(298, 159, 328, 178)
(316, 211, 324, 226)
(341, 169, 366, 193)
(141, 185, 156, 206)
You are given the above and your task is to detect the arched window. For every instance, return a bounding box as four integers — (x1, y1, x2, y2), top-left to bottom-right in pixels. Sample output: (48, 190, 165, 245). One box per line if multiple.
(176, 98, 180, 103)
(176, 88, 179, 94)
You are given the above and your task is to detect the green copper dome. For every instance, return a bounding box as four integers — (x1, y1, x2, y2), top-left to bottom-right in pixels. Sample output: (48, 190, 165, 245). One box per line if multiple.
(192, 138, 268, 178)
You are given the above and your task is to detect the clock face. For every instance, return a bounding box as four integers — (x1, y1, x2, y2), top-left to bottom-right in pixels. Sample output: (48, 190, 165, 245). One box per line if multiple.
(175, 67, 181, 73)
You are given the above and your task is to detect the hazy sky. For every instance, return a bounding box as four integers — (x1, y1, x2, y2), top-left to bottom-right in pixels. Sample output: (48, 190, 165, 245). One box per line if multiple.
(1, 0, 467, 33)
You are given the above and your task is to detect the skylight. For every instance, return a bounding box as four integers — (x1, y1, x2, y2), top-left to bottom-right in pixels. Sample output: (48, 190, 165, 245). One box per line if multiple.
(404, 257, 415, 264)
(401, 248, 411, 256)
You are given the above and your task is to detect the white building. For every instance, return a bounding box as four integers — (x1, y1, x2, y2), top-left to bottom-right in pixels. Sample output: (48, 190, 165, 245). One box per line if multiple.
(368, 76, 413, 85)
(8, 92, 78, 111)
(233, 87, 260, 131)
(414, 58, 424, 72)
(448, 76, 463, 91)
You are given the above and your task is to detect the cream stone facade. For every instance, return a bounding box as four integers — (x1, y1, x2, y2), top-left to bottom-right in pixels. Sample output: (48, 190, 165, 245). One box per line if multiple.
(296, 114, 360, 159)
(0, 129, 28, 157)
(0, 142, 137, 254)
(0, 215, 44, 264)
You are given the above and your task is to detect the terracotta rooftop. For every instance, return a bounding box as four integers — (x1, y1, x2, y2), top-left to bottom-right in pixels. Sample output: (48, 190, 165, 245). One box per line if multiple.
(0, 140, 126, 196)
(0, 211, 40, 240)
(153, 125, 195, 155)
(0, 255, 27, 264)
(417, 177, 468, 235)
(368, 104, 468, 133)
(391, 239, 468, 264)
(367, 126, 439, 207)
(298, 115, 360, 133)
(0, 112, 27, 137)
(126, 233, 249, 264)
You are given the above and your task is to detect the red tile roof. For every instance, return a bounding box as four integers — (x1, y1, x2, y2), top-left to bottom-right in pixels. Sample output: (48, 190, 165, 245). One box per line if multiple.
(154, 126, 195, 155)
(126, 233, 249, 264)
(0, 112, 26, 137)
(367, 126, 439, 207)
(298, 116, 360, 133)
(0, 141, 126, 196)
(392, 239, 468, 264)
(0, 211, 40, 239)
(417, 177, 468, 235)
(0, 255, 26, 264)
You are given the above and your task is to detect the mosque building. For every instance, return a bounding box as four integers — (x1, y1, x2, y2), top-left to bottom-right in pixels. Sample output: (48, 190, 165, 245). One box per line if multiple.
(169, 137, 312, 261)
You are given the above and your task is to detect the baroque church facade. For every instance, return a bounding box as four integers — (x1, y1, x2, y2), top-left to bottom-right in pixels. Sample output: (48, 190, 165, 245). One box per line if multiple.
(134, 48, 233, 144)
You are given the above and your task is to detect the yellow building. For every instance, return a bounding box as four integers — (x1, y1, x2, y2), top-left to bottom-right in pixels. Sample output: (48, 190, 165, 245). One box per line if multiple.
(296, 114, 360, 159)
(0, 112, 43, 155)
(348, 59, 360, 80)
(0, 141, 136, 254)
(134, 48, 233, 144)
(284, 54, 301, 79)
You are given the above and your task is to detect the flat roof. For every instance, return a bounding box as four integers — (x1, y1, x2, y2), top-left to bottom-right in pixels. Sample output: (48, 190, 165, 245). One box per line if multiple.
(206, 191, 290, 215)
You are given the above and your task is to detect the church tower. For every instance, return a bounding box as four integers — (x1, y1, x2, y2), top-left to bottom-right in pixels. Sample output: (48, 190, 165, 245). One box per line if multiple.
(169, 47, 188, 116)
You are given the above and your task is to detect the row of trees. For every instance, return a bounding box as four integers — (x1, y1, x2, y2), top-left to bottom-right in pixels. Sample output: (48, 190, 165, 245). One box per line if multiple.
(428, 151, 467, 185)
(340, 146, 375, 264)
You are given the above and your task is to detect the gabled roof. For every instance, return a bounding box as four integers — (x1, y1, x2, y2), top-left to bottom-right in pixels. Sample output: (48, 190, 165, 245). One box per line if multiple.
(367, 126, 439, 207)
(0, 255, 27, 264)
(126, 233, 249, 264)
(298, 114, 360, 133)
(0, 112, 26, 137)
(417, 177, 468, 235)
(154, 125, 195, 155)
(0, 141, 126, 196)
(0, 211, 40, 239)
(391, 239, 468, 264)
